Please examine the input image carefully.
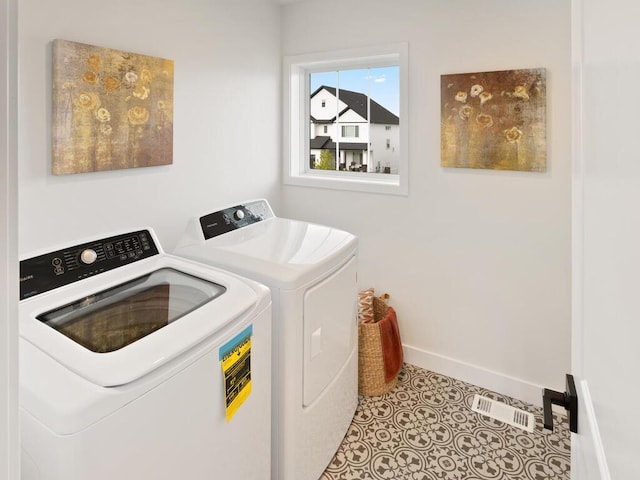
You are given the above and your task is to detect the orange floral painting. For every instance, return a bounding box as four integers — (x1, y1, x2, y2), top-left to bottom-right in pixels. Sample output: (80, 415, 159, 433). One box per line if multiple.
(441, 68, 546, 172)
(52, 39, 174, 175)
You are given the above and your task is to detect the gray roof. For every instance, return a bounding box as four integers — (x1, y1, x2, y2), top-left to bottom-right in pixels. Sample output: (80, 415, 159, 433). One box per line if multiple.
(311, 86, 399, 125)
(310, 116, 334, 125)
(310, 136, 334, 149)
(309, 136, 368, 151)
(336, 142, 368, 151)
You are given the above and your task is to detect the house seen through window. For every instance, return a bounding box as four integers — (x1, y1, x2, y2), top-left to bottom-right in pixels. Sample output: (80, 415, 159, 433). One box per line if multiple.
(309, 66, 400, 174)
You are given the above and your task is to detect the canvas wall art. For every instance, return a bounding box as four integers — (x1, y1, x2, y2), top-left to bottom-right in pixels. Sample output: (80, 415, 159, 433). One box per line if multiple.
(52, 39, 174, 175)
(441, 68, 546, 172)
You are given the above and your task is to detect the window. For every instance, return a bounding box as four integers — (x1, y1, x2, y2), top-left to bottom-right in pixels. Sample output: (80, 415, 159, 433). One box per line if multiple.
(341, 125, 359, 138)
(284, 43, 408, 195)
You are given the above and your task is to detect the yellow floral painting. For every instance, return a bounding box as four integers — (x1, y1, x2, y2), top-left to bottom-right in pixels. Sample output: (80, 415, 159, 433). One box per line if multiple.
(441, 68, 546, 172)
(52, 39, 174, 175)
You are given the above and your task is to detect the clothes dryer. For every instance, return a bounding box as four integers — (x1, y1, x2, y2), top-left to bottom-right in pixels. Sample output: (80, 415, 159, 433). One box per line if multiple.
(175, 199, 358, 480)
(19, 229, 271, 480)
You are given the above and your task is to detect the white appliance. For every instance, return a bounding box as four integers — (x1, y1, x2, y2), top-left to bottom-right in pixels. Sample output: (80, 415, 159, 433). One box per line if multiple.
(174, 199, 358, 480)
(19, 229, 271, 480)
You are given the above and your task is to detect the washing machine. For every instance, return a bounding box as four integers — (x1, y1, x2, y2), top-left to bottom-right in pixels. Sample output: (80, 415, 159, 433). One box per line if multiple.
(174, 199, 358, 480)
(19, 228, 272, 480)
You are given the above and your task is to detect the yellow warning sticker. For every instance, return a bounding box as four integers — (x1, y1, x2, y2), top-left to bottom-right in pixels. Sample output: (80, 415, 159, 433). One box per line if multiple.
(219, 325, 252, 422)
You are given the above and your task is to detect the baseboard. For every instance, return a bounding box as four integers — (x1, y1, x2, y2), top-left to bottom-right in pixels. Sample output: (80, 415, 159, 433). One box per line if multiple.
(403, 344, 545, 407)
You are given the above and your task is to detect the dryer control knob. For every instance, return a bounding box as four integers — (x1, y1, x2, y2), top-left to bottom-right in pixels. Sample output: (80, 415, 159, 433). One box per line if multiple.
(234, 210, 245, 220)
(80, 249, 98, 265)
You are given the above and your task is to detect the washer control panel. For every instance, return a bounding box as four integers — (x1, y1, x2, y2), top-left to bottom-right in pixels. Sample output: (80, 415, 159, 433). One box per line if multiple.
(19, 230, 159, 300)
(199, 200, 274, 240)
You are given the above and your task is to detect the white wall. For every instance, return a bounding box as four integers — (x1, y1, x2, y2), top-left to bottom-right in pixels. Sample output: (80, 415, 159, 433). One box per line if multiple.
(1, 0, 19, 476)
(370, 124, 399, 173)
(281, 0, 572, 403)
(18, 0, 281, 255)
(576, 0, 640, 477)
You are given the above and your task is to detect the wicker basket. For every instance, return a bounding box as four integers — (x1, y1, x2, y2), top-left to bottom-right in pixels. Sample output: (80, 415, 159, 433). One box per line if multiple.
(358, 296, 398, 396)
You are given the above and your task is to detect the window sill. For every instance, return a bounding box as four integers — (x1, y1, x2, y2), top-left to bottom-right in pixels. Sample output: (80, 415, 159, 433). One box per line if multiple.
(283, 170, 407, 196)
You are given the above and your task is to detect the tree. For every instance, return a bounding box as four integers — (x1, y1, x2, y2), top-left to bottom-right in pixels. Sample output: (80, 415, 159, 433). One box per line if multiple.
(315, 149, 336, 170)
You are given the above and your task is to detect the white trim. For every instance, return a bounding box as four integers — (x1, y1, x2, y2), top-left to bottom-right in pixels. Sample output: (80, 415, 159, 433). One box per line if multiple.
(575, 380, 611, 480)
(0, 0, 19, 477)
(570, 2, 611, 478)
(283, 43, 409, 196)
(403, 344, 545, 407)
(571, 0, 585, 383)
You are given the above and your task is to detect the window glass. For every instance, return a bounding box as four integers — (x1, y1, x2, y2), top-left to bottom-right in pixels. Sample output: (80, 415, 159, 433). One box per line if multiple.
(309, 66, 399, 174)
(38, 268, 225, 353)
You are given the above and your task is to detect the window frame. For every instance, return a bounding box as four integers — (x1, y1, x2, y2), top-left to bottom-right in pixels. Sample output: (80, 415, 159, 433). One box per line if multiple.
(283, 43, 409, 196)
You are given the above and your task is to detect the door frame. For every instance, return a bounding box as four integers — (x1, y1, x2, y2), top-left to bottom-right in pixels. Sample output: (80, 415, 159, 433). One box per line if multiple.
(571, 0, 611, 477)
(1, 0, 19, 476)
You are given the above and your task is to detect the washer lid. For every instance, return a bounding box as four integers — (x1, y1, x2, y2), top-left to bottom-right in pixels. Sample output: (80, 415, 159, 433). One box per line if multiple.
(20, 255, 259, 387)
(176, 217, 357, 289)
(37, 267, 225, 354)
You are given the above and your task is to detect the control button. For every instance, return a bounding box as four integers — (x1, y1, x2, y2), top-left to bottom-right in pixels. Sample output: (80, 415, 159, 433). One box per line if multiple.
(79, 249, 98, 265)
(234, 210, 245, 221)
(52, 257, 63, 267)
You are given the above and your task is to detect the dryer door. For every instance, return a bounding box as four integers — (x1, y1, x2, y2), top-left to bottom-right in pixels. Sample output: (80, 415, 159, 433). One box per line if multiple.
(303, 256, 357, 406)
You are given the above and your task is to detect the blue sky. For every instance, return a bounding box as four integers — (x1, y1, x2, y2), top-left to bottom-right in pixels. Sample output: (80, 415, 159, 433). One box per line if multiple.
(310, 66, 400, 116)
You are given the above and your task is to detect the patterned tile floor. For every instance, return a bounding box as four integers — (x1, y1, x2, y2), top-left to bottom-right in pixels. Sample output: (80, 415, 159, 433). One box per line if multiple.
(321, 364, 571, 480)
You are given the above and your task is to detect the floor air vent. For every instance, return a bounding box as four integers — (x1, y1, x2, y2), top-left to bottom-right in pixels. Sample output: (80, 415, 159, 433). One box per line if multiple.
(471, 395, 535, 432)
